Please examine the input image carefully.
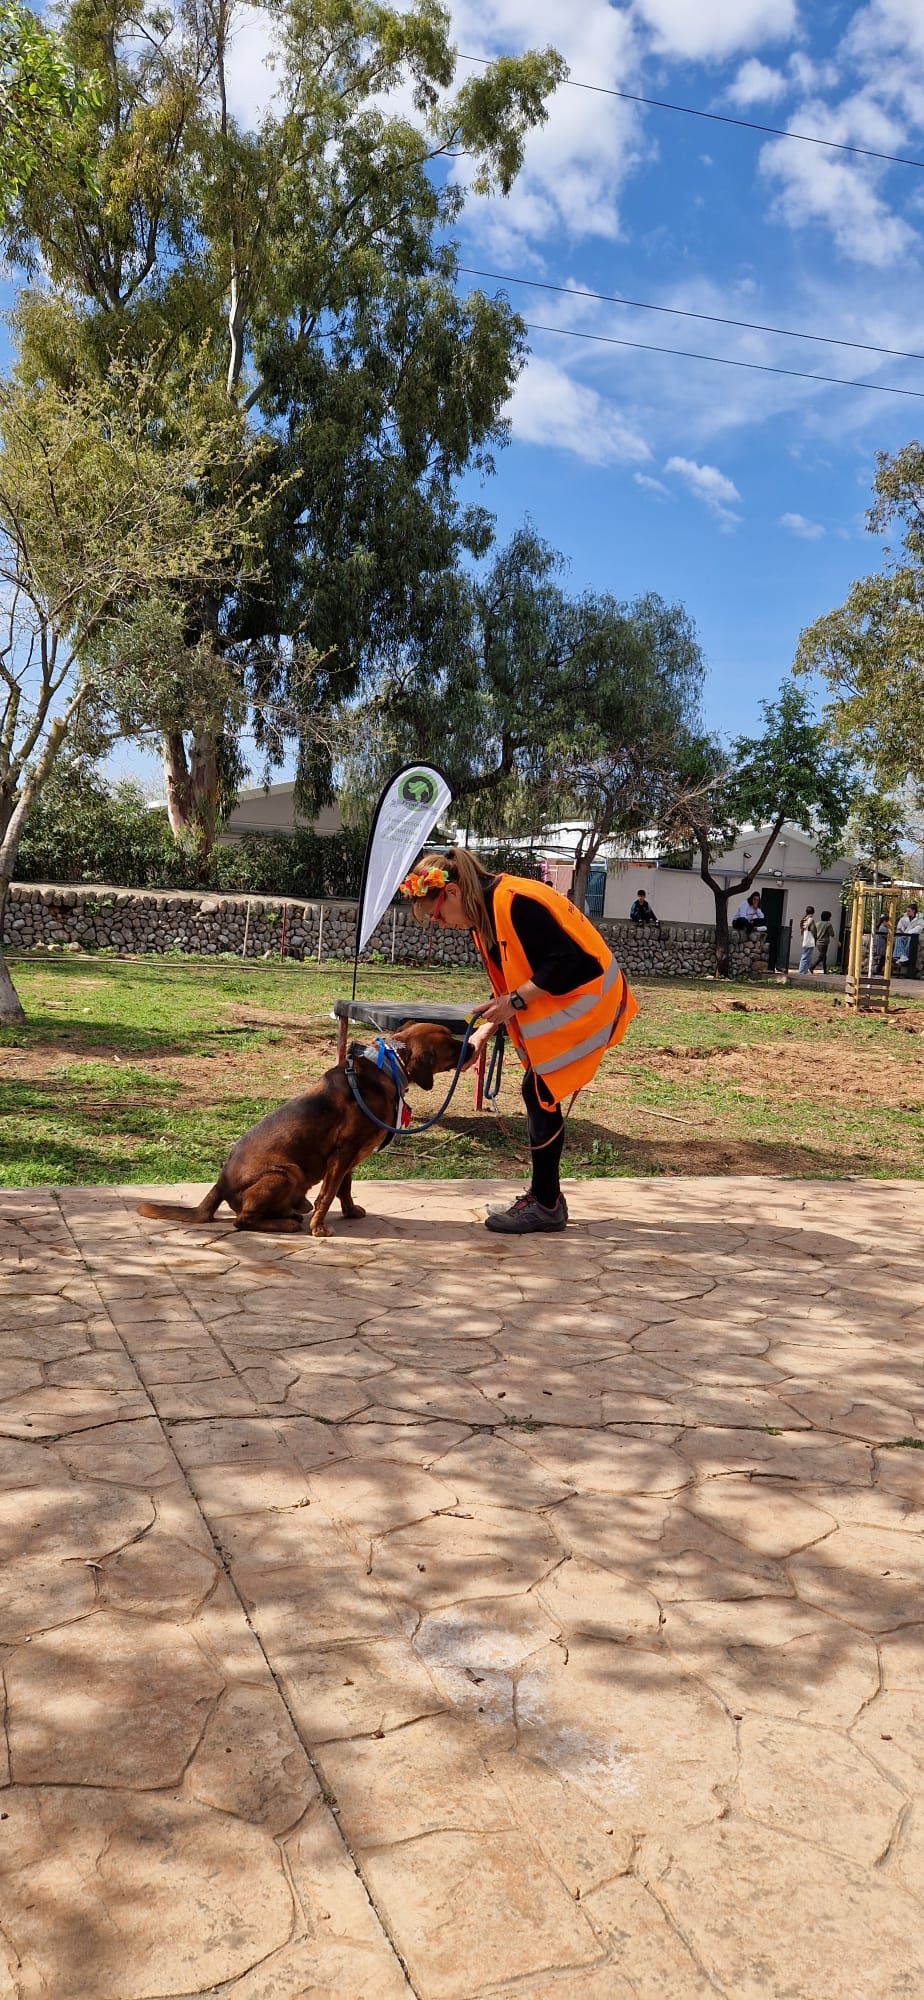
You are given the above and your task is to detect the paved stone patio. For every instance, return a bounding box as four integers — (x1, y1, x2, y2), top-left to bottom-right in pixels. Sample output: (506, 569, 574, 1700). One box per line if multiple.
(1, 1174, 922, 1999)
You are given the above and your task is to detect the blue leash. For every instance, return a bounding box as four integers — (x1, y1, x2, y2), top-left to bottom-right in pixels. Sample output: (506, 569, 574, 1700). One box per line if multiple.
(344, 1015, 505, 1140)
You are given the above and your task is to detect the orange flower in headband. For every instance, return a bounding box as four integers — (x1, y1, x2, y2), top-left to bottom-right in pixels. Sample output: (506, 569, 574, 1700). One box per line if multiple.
(399, 863, 451, 900)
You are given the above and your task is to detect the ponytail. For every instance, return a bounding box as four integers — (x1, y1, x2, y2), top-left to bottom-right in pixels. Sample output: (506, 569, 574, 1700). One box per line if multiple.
(409, 847, 497, 949)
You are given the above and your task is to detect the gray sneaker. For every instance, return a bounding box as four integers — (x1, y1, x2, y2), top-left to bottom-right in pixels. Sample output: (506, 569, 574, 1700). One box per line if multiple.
(487, 1191, 569, 1222)
(484, 1194, 568, 1234)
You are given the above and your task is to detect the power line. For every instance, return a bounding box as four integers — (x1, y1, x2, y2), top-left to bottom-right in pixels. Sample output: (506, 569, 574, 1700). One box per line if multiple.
(459, 265, 924, 366)
(456, 53, 924, 171)
(521, 320, 924, 399)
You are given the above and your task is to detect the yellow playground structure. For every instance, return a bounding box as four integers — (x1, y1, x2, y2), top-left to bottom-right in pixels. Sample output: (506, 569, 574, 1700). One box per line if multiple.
(845, 878, 924, 1012)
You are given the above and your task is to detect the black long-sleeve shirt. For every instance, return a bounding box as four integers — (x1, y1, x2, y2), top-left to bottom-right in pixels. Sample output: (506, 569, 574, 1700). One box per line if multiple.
(484, 881, 603, 995)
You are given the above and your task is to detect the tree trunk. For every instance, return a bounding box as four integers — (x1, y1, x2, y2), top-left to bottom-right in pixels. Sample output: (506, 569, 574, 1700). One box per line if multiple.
(713, 888, 731, 978)
(162, 729, 221, 860)
(163, 731, 193, 842)
(571, 854, 591, 912)
(0, 700, 79, 1025)
(0, 884, 24, 1025)
(699, 817, 785, 977)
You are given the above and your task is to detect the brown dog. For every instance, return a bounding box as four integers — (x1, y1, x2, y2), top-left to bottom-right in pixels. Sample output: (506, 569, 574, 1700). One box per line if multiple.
(136, 1021, 463, 1237)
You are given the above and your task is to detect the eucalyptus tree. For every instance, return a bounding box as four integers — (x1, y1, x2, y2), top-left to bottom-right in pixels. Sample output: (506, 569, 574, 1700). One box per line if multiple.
(0, 0, 97, 223)
(4, 0, 563, 853)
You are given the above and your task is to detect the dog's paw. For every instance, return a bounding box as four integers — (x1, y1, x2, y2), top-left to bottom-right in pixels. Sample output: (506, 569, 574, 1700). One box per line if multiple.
(343, 1203, 366, 1220)
(309, 1220, 332, 1239)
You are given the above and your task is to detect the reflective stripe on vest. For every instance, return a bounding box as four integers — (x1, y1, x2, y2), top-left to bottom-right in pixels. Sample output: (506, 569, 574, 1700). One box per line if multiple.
(474, 876, 638, 1101)
(518, 956, 620, 1045)
(536, 973, 634, 1076)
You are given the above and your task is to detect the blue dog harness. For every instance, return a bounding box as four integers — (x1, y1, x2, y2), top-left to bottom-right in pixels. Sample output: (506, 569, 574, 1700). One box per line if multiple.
(344, 1037, 413, 1151)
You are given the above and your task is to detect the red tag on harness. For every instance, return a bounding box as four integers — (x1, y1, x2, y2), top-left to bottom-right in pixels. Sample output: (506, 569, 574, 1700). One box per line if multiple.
(401, 1101, 413, 1129)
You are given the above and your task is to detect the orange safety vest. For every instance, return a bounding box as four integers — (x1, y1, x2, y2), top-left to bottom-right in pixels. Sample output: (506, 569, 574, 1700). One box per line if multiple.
(474, 876, 638, 1103)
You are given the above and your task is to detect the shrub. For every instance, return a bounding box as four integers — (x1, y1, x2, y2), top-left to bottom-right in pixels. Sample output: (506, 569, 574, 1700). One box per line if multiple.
(16, 759, 367, 897)
(17, 762, 175, 885)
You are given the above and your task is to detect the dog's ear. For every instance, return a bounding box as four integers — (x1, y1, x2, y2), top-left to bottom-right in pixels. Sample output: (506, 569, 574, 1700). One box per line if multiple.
(401, 1039, 435, 1091)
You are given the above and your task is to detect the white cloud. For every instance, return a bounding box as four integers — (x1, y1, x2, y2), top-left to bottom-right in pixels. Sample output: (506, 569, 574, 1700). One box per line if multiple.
(223, 5, 278, 126)
(449, 1, 647, 250)
(779, 511, 825, 538)
(728, 58, 788, 106)
(847, 0, 924, 71)
(632, 0, 797, 64)
(634, 472, 671, 496)
(666, 455, 742, 523)
(507, 355, 651, 465)
(760, 113, 918, 267)
(846, 3, 924, 131)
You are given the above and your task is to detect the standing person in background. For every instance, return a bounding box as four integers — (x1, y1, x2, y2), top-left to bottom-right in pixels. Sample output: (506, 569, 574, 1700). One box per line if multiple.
(812, 910, 835, 973)
(893, 904, 923, 975)
(401, 850, 637, 1234)
(798, 907, 817, 975)
(630, 890, 657, 924)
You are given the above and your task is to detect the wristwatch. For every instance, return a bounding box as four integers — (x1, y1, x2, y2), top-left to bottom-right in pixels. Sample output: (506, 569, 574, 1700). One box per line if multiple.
(509, 991, 527, 1012)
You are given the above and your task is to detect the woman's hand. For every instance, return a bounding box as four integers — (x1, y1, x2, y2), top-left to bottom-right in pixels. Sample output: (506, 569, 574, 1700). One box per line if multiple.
(463, 1018, 496, 1068)
(480, 993, 517, 1027)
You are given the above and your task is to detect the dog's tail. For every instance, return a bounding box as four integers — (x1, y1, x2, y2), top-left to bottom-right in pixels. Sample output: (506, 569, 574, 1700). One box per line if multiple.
(136, 1182, 225, 1225)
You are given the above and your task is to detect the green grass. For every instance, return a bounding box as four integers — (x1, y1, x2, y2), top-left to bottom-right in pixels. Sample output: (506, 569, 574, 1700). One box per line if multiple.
(2, 952, 923, 1187)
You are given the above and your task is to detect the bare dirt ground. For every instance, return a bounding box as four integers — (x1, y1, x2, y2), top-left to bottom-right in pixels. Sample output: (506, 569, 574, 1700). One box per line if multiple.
(3, 964, 923, 1184)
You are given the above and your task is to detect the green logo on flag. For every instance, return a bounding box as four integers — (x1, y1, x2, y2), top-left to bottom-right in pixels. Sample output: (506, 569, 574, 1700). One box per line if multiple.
(398, 771, 438, 807)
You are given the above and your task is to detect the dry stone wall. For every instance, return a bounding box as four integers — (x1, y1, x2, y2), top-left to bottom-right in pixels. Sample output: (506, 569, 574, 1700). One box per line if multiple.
(4, 885, 769, 978)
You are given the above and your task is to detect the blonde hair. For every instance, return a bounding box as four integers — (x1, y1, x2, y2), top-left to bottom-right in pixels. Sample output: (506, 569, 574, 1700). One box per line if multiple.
(413, 847, 497, 948)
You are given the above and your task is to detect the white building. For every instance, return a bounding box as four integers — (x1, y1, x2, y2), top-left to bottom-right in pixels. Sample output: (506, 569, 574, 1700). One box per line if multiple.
(222, 783, 342, 842)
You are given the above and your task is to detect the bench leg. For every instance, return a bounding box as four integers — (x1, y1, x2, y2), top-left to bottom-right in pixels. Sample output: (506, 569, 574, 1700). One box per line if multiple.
(337, 1019, 348, 1065)
(474, 1044, 486, 1112)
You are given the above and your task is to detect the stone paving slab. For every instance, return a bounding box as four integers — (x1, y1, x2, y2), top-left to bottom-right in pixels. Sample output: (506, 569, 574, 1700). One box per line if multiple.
(1, 1175, 923, 1998)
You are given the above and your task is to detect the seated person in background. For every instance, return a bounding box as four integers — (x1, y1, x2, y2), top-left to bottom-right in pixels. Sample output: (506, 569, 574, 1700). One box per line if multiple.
(893, 903, 922, 972)
(733, 891, 767, 931)
(812, 910, 835, 972)
(630, 890, 657, 924)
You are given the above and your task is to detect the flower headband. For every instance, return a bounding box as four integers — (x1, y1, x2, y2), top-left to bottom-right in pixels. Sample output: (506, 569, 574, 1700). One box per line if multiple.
(399, 863, 451, 900)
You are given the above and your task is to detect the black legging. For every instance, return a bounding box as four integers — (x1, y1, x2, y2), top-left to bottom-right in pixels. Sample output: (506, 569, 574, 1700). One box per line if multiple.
(522, 1068, 565, 1207)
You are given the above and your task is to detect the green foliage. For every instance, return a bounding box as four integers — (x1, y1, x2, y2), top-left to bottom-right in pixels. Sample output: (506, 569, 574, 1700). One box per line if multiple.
(0, 352, 276, 963)
(214, 826, 368, 899)
(796, 442, 924, 785)
(830, 787, 912, 895)
(656, 681, 856, 973)
(16, 759, 368, 896)
(729, 681, 856, 854)
(16, 762, 167, 886)
(0, 0, 99, 224)
(661, 683, 855, 868)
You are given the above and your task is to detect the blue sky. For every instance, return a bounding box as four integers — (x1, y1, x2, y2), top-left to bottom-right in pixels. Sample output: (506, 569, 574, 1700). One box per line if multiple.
(438, 0, 924, 737)
(6, 0, 924, 784)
